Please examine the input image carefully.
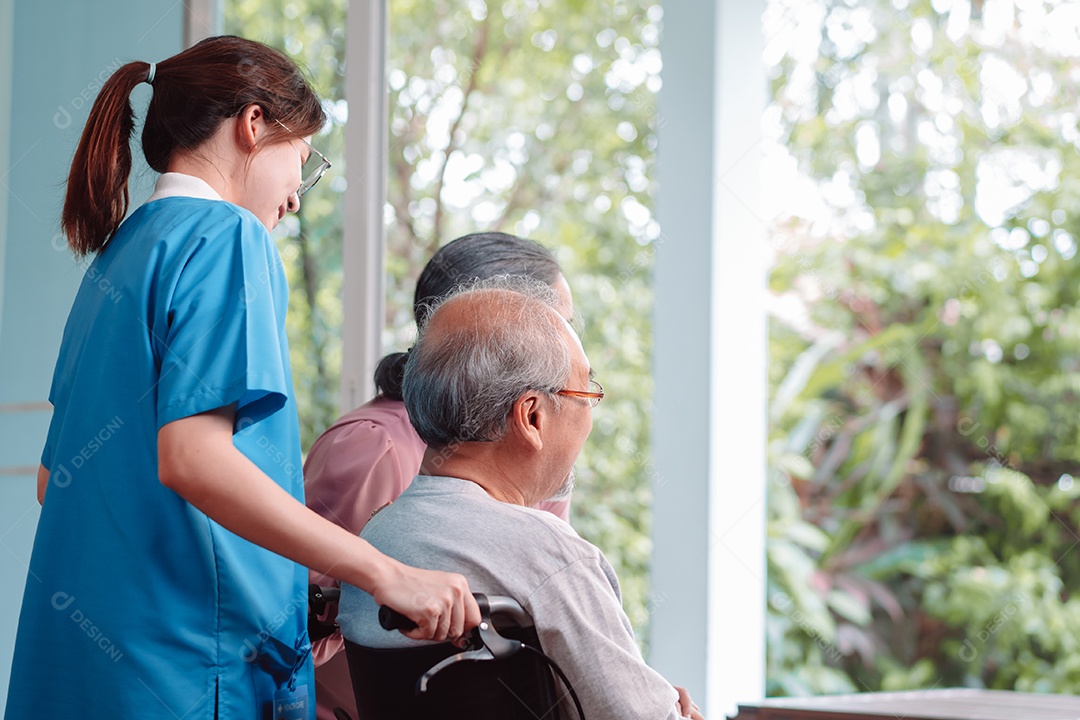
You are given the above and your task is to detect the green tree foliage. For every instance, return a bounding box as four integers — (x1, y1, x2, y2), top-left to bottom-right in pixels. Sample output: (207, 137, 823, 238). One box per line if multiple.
(767, 0, 1080, 696)
(224, 0, 662, 638)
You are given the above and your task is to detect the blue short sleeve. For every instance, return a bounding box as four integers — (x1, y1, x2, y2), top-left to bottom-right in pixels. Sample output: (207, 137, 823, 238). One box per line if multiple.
(154, 210, 290, 429)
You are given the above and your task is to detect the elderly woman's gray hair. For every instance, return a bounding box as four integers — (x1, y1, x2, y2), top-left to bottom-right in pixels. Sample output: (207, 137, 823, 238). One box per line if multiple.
(403, 276, 572, 449)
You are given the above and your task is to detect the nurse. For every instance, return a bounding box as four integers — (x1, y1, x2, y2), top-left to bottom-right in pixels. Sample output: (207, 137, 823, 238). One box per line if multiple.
(4, 36, 478, 720)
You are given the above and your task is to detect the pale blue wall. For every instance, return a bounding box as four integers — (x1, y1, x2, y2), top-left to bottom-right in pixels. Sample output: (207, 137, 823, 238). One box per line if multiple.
(0, 1, 182, 709)
(0, 0, 11, 344)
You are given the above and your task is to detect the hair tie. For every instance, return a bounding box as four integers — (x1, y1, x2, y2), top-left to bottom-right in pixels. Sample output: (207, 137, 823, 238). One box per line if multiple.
(145, 62, 156, 85)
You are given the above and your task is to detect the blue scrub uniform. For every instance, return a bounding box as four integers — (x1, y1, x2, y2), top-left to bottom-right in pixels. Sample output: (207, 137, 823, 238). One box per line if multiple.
(5, 195, 314, 719)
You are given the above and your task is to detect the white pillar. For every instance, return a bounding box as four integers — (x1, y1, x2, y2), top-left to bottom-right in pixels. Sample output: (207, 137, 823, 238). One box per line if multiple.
(340, 0, 387, 412)
(650, 0, 767, 716)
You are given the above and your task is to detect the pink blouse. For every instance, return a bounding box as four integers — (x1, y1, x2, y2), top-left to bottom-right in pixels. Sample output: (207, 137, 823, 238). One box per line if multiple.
(304, 397, 571, 720)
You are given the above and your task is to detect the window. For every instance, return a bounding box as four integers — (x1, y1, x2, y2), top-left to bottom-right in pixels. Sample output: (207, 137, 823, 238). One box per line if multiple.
(225, 0, 664, 638)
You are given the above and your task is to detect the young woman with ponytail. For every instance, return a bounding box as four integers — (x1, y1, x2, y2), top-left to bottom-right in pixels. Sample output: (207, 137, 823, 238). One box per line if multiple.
(302, 232, 575, 720)
(5, 36, 478, 720)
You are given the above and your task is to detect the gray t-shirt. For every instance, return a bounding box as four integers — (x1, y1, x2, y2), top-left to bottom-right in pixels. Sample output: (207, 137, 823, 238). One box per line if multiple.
(338, 474, 683, 720)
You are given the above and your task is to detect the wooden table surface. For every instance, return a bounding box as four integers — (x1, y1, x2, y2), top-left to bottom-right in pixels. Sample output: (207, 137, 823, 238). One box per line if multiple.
(730, 688, 1080, 720)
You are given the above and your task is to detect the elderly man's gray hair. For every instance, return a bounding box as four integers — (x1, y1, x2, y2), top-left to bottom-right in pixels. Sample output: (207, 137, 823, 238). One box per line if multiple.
(403, 275, 572, 449)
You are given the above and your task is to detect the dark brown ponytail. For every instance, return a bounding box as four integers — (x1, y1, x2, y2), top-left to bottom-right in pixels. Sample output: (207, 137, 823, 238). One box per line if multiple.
(62, 62, 149, 257)
(61, 36, 326, 257)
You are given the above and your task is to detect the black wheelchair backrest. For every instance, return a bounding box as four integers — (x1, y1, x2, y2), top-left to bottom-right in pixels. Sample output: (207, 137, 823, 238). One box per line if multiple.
(344, 594, 563, 720)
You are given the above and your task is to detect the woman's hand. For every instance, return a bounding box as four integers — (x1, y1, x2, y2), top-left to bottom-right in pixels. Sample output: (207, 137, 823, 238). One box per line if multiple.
(37, 465, 48, 505)
(372, 560, 480, 642)
(675, 685, 704, 720)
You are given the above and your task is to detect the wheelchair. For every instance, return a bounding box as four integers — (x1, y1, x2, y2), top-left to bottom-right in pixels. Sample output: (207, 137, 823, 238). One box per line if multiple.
(310, 586, 585, 720)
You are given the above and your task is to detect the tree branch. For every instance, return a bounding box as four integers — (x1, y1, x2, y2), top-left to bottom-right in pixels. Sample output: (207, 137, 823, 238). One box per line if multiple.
(430, 16, 491, 250)
(387, 83, 424, 250)
(296, 233, 326, 384)
(391, 149, 422, 249)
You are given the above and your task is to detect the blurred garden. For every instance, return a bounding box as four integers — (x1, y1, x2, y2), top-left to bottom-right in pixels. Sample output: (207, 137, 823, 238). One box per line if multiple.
(766, 0, 1080, 696)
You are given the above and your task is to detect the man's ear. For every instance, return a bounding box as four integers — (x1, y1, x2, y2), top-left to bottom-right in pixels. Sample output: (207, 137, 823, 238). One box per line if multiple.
(509, 391, 545, 452)
(235, 104, 265, 150)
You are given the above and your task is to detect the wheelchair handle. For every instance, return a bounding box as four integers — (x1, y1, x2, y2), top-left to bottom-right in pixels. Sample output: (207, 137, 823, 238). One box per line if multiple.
(379, 594, 532, 632)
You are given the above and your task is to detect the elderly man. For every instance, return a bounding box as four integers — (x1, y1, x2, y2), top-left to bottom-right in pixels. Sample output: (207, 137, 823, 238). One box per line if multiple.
(338, 278, 703, 720)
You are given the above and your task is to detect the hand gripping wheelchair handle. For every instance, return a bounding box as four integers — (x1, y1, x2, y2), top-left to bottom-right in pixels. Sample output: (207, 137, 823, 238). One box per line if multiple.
(379, 593, 532, 633)
(380, 594, 530, 694)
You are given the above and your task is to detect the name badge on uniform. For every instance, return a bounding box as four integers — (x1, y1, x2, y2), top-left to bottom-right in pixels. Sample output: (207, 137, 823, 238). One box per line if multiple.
(273, 684, 309, 720)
